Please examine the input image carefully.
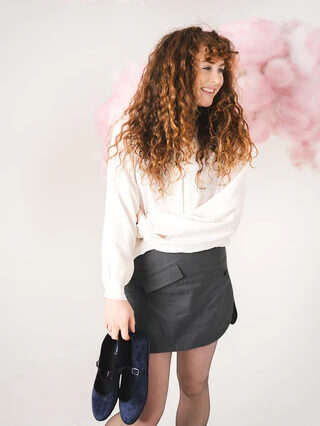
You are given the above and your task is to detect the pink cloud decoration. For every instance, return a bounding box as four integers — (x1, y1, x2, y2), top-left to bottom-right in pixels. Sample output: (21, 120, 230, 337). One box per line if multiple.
(220, 18, 320, 169)
(96, 61, 144, 172)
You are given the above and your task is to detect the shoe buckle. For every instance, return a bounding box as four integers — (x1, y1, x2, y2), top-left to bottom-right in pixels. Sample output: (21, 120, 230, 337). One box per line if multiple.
(131, 367, 139, 376)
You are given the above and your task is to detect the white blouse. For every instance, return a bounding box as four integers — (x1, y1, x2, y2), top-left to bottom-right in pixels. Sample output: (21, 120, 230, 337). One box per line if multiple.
(101, 117, 249, 300)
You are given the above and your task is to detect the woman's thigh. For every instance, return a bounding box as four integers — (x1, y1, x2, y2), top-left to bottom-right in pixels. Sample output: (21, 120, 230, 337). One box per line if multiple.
(176, 340, 218, 396)
(138, 351, 173, 423)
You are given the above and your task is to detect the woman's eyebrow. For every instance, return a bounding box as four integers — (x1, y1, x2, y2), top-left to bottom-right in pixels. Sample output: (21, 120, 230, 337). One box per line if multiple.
(201, 60, 225, 66)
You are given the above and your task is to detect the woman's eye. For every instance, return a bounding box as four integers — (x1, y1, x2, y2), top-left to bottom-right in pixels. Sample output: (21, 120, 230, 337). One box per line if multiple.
(202, 67, 225, 73)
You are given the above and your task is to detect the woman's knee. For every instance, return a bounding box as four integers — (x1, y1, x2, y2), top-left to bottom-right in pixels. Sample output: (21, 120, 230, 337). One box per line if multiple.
(176, 341, 217, 397)
(138, 407, 165, 425)
(137, 382, 167, 424)
(178, 375, 209, 397)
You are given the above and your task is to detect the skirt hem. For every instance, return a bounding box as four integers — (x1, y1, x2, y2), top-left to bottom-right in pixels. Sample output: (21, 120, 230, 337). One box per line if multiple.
(149, 317, 234, 353)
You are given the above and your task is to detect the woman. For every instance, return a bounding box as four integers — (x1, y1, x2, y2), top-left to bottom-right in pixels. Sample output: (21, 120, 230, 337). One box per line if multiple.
(102, 26, 257, 425)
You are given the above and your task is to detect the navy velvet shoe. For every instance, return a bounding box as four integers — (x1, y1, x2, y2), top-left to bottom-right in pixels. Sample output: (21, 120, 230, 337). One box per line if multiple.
(118, 331, 150, 425)
(91, 332, 123, 421)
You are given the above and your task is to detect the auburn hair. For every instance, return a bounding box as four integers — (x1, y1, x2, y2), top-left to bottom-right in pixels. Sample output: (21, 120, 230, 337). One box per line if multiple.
(106, 25, 258, 199)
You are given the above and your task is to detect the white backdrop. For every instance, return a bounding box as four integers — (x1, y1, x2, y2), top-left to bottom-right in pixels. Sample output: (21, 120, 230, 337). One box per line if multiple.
(1, 0, 319, 425)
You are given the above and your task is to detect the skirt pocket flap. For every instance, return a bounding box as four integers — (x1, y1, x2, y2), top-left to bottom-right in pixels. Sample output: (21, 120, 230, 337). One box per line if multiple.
(142, 263, 184, 294)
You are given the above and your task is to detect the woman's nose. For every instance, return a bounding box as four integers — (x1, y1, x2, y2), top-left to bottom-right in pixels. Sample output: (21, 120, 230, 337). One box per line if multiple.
(210, 76, 220, 85)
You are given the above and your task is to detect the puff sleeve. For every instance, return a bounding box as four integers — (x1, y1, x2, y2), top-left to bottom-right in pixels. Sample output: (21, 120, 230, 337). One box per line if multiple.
(101, 120, 140, 300)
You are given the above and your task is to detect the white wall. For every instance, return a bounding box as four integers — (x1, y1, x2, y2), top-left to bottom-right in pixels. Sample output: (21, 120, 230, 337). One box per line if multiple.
(1, 0, 319, 424)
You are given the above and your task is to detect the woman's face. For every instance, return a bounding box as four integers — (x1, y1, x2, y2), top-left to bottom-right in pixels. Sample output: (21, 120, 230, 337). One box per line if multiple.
(196, 47, 225, 107)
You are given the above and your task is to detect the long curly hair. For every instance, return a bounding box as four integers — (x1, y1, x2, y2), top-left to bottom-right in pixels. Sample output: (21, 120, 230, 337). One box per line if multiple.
(106, 25, 258, 199)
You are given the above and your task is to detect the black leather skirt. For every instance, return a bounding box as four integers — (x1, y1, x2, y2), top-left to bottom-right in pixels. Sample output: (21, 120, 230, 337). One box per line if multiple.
(124, 246, 238, 353)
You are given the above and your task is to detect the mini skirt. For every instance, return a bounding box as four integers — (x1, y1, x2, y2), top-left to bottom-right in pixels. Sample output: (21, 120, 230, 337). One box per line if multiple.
(124, 246, 238, 353)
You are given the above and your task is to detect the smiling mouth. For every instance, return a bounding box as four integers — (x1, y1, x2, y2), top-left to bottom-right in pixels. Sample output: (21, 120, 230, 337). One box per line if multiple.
(201, 88, 215, 95)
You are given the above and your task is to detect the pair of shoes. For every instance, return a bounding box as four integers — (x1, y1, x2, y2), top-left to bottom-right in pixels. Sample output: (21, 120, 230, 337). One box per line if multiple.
(91, 330, 150, 424)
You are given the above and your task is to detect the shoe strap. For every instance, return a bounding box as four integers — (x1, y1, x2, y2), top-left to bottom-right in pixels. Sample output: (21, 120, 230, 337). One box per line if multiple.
(96, 361, 142, 378)
(117, 365, 141, 376)
(96, 361, 119, 380)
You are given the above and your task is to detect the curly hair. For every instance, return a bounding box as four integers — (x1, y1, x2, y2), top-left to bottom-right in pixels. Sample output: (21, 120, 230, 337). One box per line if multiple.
(106, 25, 258, 199)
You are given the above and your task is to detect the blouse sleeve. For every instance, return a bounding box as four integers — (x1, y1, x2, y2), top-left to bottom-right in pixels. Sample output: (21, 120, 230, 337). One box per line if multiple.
(101, 120, 140, 300)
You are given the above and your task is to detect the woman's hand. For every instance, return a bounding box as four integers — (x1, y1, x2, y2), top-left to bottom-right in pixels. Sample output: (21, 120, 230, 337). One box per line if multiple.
(104, 298, 136, 341)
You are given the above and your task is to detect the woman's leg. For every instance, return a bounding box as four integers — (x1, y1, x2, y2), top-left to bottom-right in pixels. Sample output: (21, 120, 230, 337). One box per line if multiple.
(176, 340, 218, 426)
(106, 351, 173, 426)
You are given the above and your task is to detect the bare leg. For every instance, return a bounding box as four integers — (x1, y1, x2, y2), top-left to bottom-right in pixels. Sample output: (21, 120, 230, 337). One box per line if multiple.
(176, 340, 218, 426)
(106, 351, 173, 426)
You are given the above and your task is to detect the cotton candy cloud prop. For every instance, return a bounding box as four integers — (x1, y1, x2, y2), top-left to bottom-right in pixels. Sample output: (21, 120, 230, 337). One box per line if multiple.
(96, 61, 144, 168)
(96, 18, 320, 171)
(220, 18, 320, 169)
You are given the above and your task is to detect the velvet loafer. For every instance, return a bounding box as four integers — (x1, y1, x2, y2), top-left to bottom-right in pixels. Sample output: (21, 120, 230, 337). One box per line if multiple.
(91, 332, 123, 421)
(118, 331, 150, 425)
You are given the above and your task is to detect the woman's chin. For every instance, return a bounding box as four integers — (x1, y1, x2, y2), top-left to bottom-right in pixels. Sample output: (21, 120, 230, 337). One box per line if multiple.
(197, 99, 214, 107)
